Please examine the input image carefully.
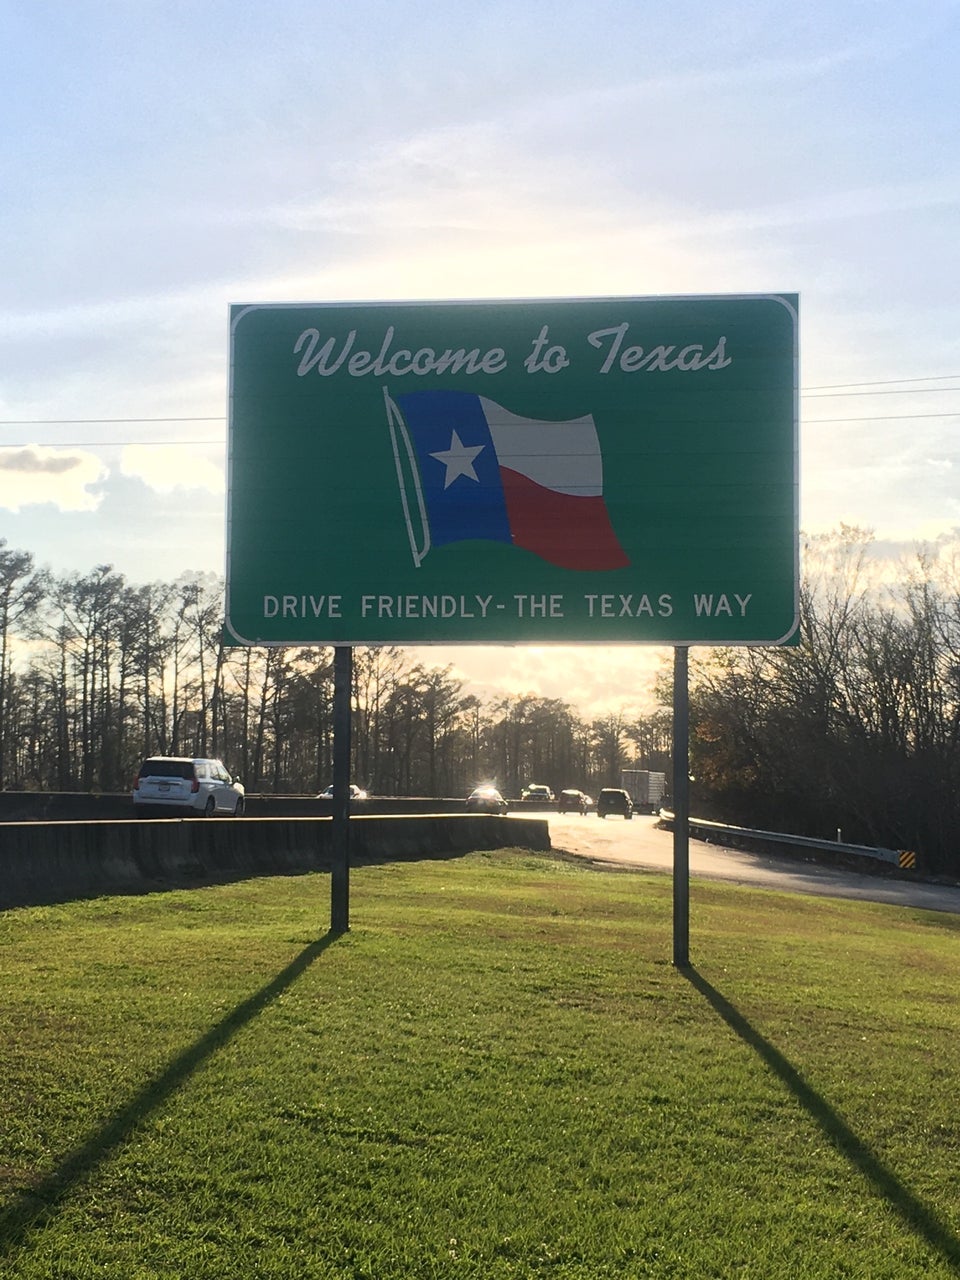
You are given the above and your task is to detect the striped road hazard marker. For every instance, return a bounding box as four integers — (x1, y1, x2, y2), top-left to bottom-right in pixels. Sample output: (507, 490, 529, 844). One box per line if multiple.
(898, 850, 917, 870)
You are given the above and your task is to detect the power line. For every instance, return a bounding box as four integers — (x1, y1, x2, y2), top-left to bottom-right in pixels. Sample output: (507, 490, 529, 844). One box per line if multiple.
(807, 412, 960, 423)
(2, 376, 960, 428)
(2, 440, 225, 448)
(804, 386, 960, 398)
(5, 409, 958, 450)
(803, 374, 960, 390)
(0, 416, 223, 425)
(1, 377, 958, 448)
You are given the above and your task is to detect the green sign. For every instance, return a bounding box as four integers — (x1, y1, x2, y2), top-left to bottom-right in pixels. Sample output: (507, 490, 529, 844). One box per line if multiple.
(226, 295, 798, 646)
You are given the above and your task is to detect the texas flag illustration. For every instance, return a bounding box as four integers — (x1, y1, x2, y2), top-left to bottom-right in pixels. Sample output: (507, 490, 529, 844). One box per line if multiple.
(385, 388, 629, 571)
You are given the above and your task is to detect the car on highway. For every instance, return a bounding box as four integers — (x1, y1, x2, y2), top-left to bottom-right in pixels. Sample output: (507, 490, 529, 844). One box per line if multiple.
(132, 756, 245, 817)
(558, 788, 590, 814)
(596, 787, 633, 819)
(521, 784, 555, 803)
(466, 786, 509, 814)
(319, 784, 368, 801)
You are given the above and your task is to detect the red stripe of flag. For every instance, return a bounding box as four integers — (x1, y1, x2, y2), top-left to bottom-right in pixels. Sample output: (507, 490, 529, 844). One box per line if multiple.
(499, 469, 629, 571)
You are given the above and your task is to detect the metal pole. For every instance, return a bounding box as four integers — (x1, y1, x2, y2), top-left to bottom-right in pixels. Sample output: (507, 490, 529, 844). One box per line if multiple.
(672, 645, 690, 968)
(330, 644, 352, 934)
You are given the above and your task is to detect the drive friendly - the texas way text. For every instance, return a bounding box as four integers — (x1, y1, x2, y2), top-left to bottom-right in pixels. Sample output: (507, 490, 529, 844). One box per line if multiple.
(261, 592, 755, 621)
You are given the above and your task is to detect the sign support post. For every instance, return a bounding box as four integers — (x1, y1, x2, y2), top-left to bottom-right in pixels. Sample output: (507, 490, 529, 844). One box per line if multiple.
(330, 645, 352, 934)
(672, 645, 690, 968)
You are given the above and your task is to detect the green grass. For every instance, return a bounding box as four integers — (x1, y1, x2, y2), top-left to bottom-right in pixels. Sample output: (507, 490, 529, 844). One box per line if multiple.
(2, 850, 960, 1278)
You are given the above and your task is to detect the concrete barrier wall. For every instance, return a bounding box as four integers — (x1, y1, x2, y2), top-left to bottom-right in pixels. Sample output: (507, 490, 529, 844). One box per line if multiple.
(0, 792, 136, 822)
(0, 814, 551, 910)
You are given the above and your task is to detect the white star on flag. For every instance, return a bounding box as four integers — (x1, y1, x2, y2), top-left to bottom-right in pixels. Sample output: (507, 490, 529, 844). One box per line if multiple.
(429, 430, 485, 489)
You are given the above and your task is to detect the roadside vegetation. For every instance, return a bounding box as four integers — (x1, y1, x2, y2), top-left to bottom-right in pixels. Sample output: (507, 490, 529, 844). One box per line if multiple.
(2, 851, 959, 1277)
(0, 539, 668, 802)
(3, 522, 960, 869)
(688, 528, 960, 873)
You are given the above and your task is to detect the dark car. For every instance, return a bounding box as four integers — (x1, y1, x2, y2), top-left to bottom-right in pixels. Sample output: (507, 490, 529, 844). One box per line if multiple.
(521, 784, 555, 804)
(466, 786, 508, 814)
(596, 787, 633, 819)
(558, 789, 589, 815)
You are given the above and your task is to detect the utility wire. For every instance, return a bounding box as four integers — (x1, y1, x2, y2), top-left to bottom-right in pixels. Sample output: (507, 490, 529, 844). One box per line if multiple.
(804, 374, 960, 390)
(807, 412, 960, 423)
(804, 386, 960, 398)
(0, 416, 223, 425)
(6, 409, 959, 449)
(1, 377, 958, 447)
(2, 440, 227, 447)
(3, 375, 960, 428)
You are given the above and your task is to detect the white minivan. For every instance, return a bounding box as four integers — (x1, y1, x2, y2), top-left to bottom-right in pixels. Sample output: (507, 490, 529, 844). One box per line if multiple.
(132, 756, 245, 818)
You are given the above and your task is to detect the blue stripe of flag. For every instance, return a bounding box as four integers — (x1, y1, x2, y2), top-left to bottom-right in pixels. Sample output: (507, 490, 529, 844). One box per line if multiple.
(396, 391, 512, 549)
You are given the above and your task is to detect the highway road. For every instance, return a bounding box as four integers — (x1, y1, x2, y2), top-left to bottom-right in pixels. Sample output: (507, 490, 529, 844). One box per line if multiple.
(530, 810, 960, 916)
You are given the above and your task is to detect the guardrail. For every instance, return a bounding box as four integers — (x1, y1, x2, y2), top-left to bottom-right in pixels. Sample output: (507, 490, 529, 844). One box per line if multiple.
(658, 812, 916, 872)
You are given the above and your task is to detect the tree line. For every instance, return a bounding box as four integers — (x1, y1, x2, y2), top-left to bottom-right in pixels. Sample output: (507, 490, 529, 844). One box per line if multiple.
(0, 542, 670, 801)
(687, 527, 960, 876)
(4, 530, 957, 875)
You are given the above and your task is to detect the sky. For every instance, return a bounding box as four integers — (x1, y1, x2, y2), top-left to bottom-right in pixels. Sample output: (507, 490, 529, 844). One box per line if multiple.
(2, 0, 959, 717)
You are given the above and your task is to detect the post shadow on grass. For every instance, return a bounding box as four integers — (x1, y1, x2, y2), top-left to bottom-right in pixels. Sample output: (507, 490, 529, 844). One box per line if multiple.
(0, 929, 343, 1257)
(683, 967, 960, 1270)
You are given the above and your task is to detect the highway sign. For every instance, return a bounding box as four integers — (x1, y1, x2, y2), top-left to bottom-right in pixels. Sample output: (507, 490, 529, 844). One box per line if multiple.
(226, 295, 798, 645)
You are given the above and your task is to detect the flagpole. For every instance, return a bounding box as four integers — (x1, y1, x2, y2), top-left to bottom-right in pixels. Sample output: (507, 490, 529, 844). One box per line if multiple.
(385, 388, 430, 567)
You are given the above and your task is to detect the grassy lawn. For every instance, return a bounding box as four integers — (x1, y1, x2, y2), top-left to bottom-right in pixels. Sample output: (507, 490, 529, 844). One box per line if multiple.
(1, 850, 960, 1278)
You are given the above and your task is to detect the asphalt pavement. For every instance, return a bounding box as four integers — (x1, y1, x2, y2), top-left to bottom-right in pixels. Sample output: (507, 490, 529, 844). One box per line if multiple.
(540, 811, 960, 915)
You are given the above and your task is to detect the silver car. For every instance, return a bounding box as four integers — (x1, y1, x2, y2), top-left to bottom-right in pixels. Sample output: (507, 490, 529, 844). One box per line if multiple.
(319, 784, 368, 801)
(132, 756, 245, 817)
(466, 786, 508, 814)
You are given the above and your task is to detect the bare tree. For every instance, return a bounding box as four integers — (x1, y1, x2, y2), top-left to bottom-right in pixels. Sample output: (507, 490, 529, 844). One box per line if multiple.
(0, 542, 47, 787)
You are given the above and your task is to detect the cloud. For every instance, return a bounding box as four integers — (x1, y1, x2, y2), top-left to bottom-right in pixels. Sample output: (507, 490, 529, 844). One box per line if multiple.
(0, 446, 107, 512)
(427, 644, 669, 719)
(120, 445, 224, 494)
